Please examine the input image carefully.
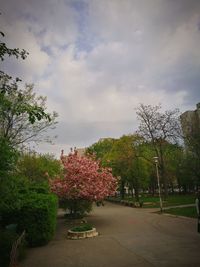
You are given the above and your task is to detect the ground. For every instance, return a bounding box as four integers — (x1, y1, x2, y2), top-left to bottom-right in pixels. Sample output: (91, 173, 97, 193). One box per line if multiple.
(21, 202, 200, 267)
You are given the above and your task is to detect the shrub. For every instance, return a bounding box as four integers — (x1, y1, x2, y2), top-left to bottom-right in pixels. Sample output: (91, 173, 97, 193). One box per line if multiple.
(28, 182, 50, 194)
(0, 228, 26, 267)
(0, 175, 28, 226)
(17, 193, 58, 246)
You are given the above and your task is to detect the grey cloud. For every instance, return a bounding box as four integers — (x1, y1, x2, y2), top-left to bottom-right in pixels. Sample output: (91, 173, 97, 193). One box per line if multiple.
(1, 0, 200, 156)
(54, 120, 137, 146)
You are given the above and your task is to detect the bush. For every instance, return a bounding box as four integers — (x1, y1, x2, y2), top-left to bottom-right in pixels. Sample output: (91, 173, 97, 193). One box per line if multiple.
(0, 228, 26, 267)
(28, 182, 50, 194)
(0, 178, 29, 227)
(17, 193, 58, 246)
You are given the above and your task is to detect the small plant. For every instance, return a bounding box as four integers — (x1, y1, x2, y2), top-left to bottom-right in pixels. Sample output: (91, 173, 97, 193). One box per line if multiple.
(70, 223, 93, 232)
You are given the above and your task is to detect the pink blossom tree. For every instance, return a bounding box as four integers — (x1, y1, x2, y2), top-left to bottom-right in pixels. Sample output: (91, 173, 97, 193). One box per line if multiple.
(50, 150, 117, 216)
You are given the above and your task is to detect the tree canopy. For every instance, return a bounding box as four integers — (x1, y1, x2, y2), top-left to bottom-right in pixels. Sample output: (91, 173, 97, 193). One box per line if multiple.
(0, 31, 58, 148)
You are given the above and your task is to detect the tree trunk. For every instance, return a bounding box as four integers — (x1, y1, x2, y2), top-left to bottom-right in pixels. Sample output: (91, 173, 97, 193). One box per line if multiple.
(120, 180, 125, 199)
(160, 158, 168, 199)
(134, 187, 139, 202)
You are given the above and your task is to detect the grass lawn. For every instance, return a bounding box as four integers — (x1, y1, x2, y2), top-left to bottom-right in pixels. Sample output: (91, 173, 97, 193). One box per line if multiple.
(109, 194, 196, 208)
(163, 206, 197, 218)
(140, 194, 196, 208)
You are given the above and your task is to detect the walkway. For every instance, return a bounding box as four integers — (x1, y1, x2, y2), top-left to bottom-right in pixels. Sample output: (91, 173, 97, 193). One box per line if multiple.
(21, 202, 200, 267)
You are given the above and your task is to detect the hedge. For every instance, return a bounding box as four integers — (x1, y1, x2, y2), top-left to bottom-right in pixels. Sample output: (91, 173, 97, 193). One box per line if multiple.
(0, 228, 26, 267)
(17, 193, 58, 246)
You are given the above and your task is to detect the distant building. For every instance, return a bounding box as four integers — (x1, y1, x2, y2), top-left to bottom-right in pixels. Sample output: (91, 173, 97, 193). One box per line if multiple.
(76, 148, 86, 156)
(180, 103, 200, 137)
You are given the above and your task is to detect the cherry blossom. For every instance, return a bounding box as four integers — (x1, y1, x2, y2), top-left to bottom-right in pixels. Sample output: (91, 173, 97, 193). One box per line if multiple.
(50, 150, 117, 201)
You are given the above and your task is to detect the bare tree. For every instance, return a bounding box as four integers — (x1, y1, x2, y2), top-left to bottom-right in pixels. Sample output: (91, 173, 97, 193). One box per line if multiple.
(136, 103, 181, 197)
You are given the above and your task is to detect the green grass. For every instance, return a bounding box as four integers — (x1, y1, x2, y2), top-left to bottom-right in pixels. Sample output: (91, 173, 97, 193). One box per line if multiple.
(141, 194, 195, 208)
(109, 194, 196, 208)
(163, 206, 197, 218)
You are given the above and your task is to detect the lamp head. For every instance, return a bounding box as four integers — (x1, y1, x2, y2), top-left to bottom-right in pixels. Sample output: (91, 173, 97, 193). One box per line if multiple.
(153, 156, 158, 163)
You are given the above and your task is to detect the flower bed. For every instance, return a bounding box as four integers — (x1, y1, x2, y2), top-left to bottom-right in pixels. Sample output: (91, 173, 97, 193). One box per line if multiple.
(67, 227, 98, 240)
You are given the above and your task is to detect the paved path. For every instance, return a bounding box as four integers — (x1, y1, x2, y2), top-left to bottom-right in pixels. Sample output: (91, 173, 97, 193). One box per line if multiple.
(21, 202, 200, 267)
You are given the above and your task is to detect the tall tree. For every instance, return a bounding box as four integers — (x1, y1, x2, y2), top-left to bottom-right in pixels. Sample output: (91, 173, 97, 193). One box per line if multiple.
(0, 76, 57, 146)
(183, 132, 200, 191)
(0, 31, 57, 147)
(104, 134, 149, 200)
(86, 138, 117, 164)
(136, 104, 181, 197)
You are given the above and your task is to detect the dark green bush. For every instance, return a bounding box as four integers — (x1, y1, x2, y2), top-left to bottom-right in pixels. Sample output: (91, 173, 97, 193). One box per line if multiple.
(0, 228, 26, 267)
(17, 193, 58, 247)
(0, 173, 31, 227)
(28, 181, 50, 194)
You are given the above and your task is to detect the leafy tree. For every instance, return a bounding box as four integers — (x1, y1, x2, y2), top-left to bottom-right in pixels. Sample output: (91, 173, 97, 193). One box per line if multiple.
(104, 135, 149, 200)
(183, 132, 200, 191)
(86, 138, 117, 163)
(50, 150, 117, 216)
(0, 137, 19, 179)
(0, 73, 58, 146)
(136, 104, 181, 197)
(0, 30, 28, 61)
(16, 152, 62, 184)
(0, 30, 58, 147)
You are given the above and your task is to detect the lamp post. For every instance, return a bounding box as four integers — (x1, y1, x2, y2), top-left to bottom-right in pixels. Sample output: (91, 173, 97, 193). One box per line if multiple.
(153, 156, 163, 213)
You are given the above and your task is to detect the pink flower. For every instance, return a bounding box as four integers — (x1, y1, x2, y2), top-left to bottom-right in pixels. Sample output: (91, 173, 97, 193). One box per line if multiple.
(50, 151, 117, 201)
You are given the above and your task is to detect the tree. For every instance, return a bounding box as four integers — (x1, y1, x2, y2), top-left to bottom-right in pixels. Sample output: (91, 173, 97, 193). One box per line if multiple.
(0, 74, 58, 147)
(0, 30, 58, 147)
(86, 138, 117, 163)
(16, 152, 63, 184)
(183, 131, 200, 191)
(50, 150, 117, 216)
(136, 104, 181, 197)
(0, 30, 28, 61)
(103, 134, 149, 201)
(0, 136, 19, 179)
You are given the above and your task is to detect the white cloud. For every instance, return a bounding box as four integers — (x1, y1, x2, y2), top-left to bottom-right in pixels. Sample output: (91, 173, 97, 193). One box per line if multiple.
(1, 0, 200, 157)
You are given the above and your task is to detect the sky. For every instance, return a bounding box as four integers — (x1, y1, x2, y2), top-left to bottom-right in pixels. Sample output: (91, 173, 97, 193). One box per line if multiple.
(1, 0, 200, 157)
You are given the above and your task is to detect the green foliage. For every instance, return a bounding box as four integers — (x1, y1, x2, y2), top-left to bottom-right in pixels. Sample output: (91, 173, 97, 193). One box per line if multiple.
(16, 193, 58, 247)
(60, 199, 93, 218)
(0, 175, 29, 225)
(0, 74, 58, 146)
(0, 137, 19, 178)
(16, 153, 62, 183)
(0, 228, 26, 267)
(86, 138, 116, 163)
(0, 30, 28, 61)
(71, 223, 93, 232)
(136, 103, 182, 197)
(87, 135, 153, 200)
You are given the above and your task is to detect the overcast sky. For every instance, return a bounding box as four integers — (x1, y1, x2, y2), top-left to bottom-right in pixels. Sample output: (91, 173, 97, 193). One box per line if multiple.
(1, 0, 200, 157)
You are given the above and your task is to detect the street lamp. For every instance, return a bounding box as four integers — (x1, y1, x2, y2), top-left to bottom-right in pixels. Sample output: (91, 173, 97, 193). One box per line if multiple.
(153, 156, 163, 213)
